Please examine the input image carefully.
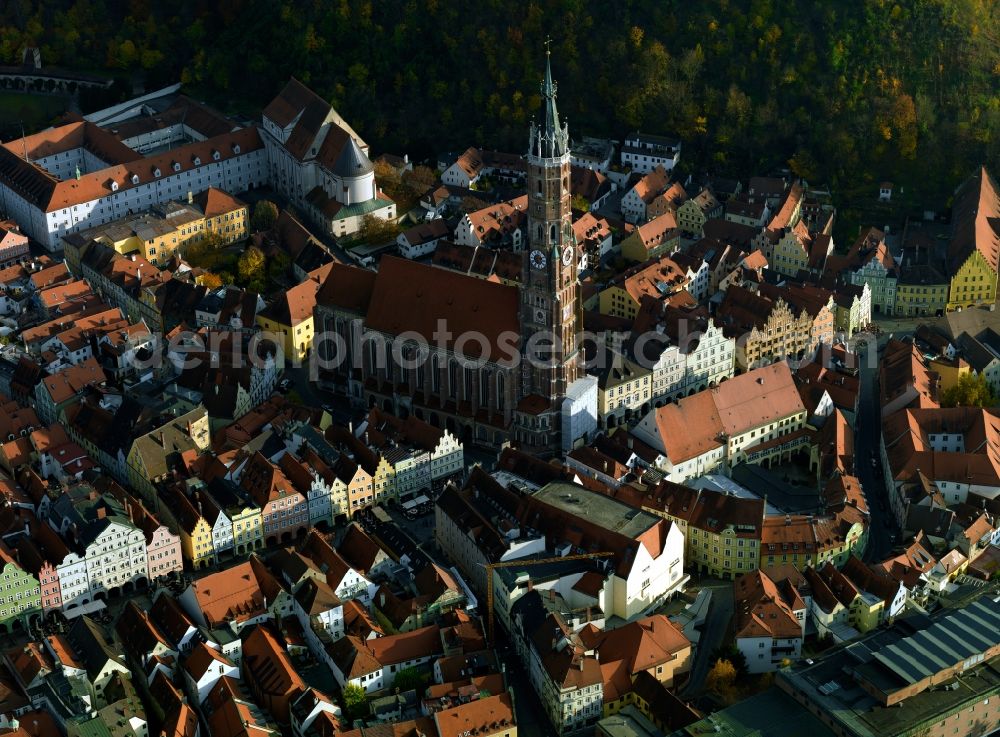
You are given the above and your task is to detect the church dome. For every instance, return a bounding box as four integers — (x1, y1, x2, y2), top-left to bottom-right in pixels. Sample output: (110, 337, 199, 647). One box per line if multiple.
(332, 137, 374, 179)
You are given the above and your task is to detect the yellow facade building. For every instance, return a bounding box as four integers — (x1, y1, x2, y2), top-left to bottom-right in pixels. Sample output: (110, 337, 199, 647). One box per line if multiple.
(66, 187, 248, 268)
(946, 167, 1000, 311)
(256, 277, 320, 362)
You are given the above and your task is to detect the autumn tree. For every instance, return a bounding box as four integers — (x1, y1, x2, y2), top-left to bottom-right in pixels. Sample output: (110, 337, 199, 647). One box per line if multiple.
(251, 200, 278, 232)
(358, 215, 398, 245)
(198, 272, 223, 289)
(706, 658, 737, 700)
(237, 245, 267, 292)
(404, 165, 437, 192)
(941, 373, 997, 408)
(460, 196, 490, 214)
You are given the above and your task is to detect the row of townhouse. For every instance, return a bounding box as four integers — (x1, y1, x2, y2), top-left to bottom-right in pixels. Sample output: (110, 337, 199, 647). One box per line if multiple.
(828, 168, 1000, 316)
(732, 555, 907, 674)
(10, 477, 182, 616)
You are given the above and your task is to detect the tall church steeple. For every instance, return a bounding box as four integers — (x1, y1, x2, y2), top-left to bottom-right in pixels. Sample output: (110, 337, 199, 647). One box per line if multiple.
(516, 45, 582, 453)
(530, 41, 569, 160)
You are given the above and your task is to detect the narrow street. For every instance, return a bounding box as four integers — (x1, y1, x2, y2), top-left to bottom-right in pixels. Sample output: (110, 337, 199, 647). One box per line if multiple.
(856, 338, 895, 563)
(681, 581, 733, 698)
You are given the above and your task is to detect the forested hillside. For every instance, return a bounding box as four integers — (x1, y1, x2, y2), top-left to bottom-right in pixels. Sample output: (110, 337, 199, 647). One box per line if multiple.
(1, 0, 998, 218)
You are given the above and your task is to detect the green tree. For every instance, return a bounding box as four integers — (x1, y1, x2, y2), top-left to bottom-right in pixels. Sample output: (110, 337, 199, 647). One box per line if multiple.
(392, 666, 425, 693)
(251, 200, 279, 233)
(268, 250, 291, 282)
(571, 193, 590, 212)
(237, 245, 267, 291)
(941, 373, 997, 408)
(342, 683, 369, 721)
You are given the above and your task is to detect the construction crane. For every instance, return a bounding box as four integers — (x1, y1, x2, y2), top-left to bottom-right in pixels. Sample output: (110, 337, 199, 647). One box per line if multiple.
(484, 551, 615, 646)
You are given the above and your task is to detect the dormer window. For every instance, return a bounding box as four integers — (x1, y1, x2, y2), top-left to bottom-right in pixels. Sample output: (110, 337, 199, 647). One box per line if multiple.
(172, 161, 181, 172)
(110, 181, 119, 191)
(153, 167, 161, 178)
(232, 144, 241, 154)
(193, 156, 201, 166)
(131, 174, 139, 184)
(212, 150, 221, 161)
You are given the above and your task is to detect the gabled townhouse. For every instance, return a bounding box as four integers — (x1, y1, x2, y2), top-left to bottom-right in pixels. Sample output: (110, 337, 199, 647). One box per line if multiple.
(328, 624, 443, 693)
(34, 357, 106, 425)
(733, 567, 806, 673)
(105, 482, 183, 583)
(717, 285, 834, 371)
(62, 615, 131, 707)
(182, 642, 239, 704)
(634, 303, 735, 402)
(115, 601, 175, 674)
(300, 530, 375, 605)
(279, 451, 336, 530)
(203, 676, 280, 737)
(241, 624, 308, 725)
(290, 687, 341, 737)
(46, 484, 149, 602)
(204, 477, 265, 557)
(515, 481, 687, 619)
(159, 479, 216, 570)
(599, 254, 690, 319)
(0, 543, 41, 634)
(571, 211, 613, 268)
(255, 276, 321, 362)
(754, 180, 804, 262)
(643, 180, 688, 223)
(841, 226, 898, 314)
(124, 405, 211, 503)
(770, 219, 833, 278)
(946, 166, 1000, 311)
(594, 352, 651, 429)
(0, 220, 29, 267)
(619, 211, 682, 263)
(355, 408, 464, 501)
(620, 166, 671, 224)
(241, 451, 309, 546)
(675, 187, 721, 238)
(453, 195, 528, 249)
(330, 454, 372, 519)
(509, 590, 603, 735)
(441, 147, 484, 188)
(149, 592, 202, 656)
(293, 577, 345, 658)
(338, 522, 394, 580)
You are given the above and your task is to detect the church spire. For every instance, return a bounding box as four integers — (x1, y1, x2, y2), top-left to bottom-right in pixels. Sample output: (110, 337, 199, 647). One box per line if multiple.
(542, 39, 560, 136)
(530, 39, 569, 159)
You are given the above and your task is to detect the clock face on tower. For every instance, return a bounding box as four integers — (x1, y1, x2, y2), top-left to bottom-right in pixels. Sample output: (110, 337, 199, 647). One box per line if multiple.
(530, 250, 547, 270)
(562, 245, 573, 267)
